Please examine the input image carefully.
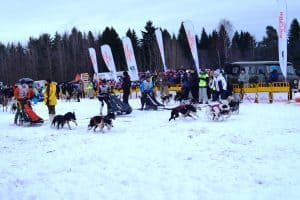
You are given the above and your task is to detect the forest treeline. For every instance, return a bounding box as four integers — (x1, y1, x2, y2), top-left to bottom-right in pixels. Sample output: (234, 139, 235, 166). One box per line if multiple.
(0, 19, 300, 84)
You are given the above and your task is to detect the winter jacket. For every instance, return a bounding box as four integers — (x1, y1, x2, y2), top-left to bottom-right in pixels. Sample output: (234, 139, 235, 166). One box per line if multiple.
(199, 72, 209, 87)
(157, 73, 169, 87)
(99, 84, 110, 94)
(212, 74, 227, 92)
(269, 70, 279, 83)
(182, 74, 190, 88)
(86, 82, 94, 90)
(189, 72, 199, 88)
(122, 75, 131, 92)
(14, 84, 30, 100)
(43, 82, 57, 106)
(140, 80, 153, 93)
(257, 71, 266, 83)
(238, 72, 249, 83)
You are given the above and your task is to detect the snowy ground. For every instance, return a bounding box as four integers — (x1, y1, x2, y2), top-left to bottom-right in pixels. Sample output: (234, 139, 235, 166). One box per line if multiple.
(0, 96, 300, 200)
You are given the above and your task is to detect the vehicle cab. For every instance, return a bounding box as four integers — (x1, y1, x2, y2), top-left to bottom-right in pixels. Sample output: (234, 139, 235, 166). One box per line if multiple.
(224, 61, 299, 89)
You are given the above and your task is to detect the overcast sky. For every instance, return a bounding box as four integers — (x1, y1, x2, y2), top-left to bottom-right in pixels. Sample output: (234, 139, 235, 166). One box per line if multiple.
(0, 0, 299, 44)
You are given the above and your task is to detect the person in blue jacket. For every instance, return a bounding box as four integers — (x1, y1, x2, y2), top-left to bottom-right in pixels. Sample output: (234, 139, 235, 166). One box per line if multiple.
(269, 66, 279, 83)
(181, 72, 190, 99)
(139, 75, 153, 110)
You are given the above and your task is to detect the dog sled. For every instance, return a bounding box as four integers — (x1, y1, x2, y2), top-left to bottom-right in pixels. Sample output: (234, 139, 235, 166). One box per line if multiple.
(108, 94, 132, 115)
(98, 93, 132, 115)
(141, 93, 164, 110)
(15, 100, 44, 126)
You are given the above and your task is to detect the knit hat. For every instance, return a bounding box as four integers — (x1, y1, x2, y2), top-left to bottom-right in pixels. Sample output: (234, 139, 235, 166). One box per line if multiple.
(271, 66, 277, 71)
(20, 79, 26, 84)
(214, 69, 220, 76)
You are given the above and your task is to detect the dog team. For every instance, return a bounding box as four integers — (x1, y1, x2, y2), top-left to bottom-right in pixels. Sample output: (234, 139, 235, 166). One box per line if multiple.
(50, 111, 115, 133)
(1, 69, 240, 132)
(48, 91, 239, 134)
(1, 81, 239, 132)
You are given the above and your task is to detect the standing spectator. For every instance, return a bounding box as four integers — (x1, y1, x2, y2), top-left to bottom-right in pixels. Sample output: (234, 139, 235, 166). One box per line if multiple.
(257, 69, 267, 83)
(269, 66, 279, 83)
(61, 83, 67, 100)
(79, 80, 85, 98)
(298, 75, 300, 92)
(43, 79, 57, 123)
(211, 69, 227, 101)
(207, 70, 214, 100)
(210, 71, 219, 101)
(157, 72, 169, 97)
(238, 68, 249, 98)
(218, 70, 228, 100)
(93, 80, 98, 95)
(198, 68, 209, 104)
(86, 80, 94, 99)
(2, 86, 13, 111)
(56, 83, 60, 100)
(189, 69, 199, 103)
(73, 82, 82, 102)
(181, 72, 190, 99)
(66, 83, 73, 101)
(122, 71, 131, 105)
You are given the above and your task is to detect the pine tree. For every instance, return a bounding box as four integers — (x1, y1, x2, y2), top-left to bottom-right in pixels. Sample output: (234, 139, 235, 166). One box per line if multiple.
(217, 24, 230, 66)
(37, 33, 53, 80)
(231, 31, 241, 61)
(199, 28, 209, 49)
(141, 21, 157, 71)
(177, 23, 194, 69)
(256, 26, 278, 60)
(207, 30, 220, 68)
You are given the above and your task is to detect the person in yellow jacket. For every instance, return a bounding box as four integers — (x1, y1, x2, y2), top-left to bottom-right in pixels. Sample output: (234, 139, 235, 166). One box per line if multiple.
(86, 80, 94, 99)
(198, 68, 209, 104)
(43, 79, 57, 123)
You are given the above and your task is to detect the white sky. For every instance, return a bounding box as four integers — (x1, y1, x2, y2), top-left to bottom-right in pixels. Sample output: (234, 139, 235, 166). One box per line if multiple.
(0, 0, 299, 44)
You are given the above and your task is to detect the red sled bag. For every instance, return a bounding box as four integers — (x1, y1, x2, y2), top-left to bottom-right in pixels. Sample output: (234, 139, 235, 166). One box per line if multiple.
(23, 103, 44, 124)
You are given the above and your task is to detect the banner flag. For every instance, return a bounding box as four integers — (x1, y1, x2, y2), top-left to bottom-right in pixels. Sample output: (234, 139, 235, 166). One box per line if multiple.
(121, 37, 140, 81)
(183, 20, 200, 74)
(155, 29, 167, 72)
(100, 44, 118, 81)
(88, 47, 99, 81)
(277, 0, 288, 79)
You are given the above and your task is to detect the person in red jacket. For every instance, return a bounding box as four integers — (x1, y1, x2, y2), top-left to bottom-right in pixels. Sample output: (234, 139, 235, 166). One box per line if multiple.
(14, 80, 30, 125)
